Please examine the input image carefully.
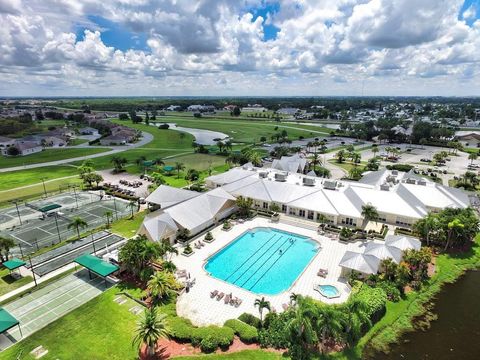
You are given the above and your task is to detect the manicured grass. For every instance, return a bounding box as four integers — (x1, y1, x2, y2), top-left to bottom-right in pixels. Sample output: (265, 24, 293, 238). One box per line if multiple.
(327, 159, 367, 172)
(0, 268, 32, 297)
(68, 138, 89, 146)
(110, 211, 147, 238)
(0, 148, 110, 168)
(0, 287, 139, 360)
(173, 350, 284, 359)
(0, 177, 82, 204)
(157, 116, 327, 144)
(0, 166, 79, 192)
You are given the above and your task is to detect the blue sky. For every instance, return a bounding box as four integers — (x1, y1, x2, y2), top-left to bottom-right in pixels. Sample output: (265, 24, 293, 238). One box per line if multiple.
(76, 15, 149, 51)
(248, 2, 281, 41)
(460, 0, 480, 25)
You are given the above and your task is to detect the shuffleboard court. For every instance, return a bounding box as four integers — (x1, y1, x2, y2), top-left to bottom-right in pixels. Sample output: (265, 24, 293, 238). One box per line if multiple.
(0, 270, 111, 348)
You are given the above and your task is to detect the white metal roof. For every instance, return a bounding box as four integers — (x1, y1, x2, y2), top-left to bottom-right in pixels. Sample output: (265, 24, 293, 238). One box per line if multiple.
(385, 234, 422, 251)
(339, 251, 381, 274)
(206, 168, 254, 186)
(145, 185, 199, 208)
(364, 242, 403, 263)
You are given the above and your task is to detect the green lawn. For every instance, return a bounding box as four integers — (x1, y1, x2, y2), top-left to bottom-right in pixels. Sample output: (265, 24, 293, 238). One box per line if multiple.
(0, 166, 80, 192)
(173, 350, 284, 359)
(0, 287, 139, 360)
(327, 159, 367, 173)
(0, 268, 32, 297)
(68, 138, 89, 146)
(0, 148, 110, 168)
(110, 211, 146, 238)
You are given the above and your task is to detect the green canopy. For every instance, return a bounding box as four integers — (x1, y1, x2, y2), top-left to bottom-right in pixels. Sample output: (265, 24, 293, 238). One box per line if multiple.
(163, 165, 174, 172)
(2, 258, 26, 271)
(38, 203, 62, 213)
(143, 160, 155, 167)
(74, 254, 119, 277)
(0, 308, 19, 334)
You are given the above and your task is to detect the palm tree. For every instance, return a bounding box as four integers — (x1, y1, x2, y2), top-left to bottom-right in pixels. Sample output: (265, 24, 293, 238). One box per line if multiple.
(317, 213, 329, 228)
(310, 153, 321, 172)
(68, 217, 88, 239)
(289, 292, 299, 306)
(104, 210, 113, 228)
(285, 296, 318, 359)
(351, 152, 361, 166)
(111, 156, 127, 173)
(361, 204, 378, 227)
(445, 218, 465, 251)
(248, 151, 262, 167)
(147, 271, 180, 303)
(174, 162, 185, 179)
(128, 200, 137, 219)
(254, 297, 271, 323)
(468, 152, 478, 165)
(335, 150, 345, 163)
(132, 307, 171, 357)
(344, 299, 371, 345)
(371, 146, 379, 158)
(316, 306, 344, 354)
(154, 157, 165, 166)
(0, 236, 15, 262)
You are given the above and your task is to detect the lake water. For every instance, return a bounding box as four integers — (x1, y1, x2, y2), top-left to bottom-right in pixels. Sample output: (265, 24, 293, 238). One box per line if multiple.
(373, 270, 480, 360)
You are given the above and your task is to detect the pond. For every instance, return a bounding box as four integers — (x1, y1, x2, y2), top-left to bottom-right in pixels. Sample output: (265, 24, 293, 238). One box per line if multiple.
(155, 123, 229, 145)
(374, 270, 480, 360)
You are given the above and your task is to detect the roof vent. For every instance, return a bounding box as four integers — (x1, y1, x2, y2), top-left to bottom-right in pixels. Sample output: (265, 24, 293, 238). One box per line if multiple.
(303, 177, 315, 186)
(259, 172, 268, 178)
(391, 170, 398, 176)
(406, 178, 416, 184)
(274, 173, 287, 182)
(380, 183, 390, 191)
(323, 180, 337, 190)
(417, 179, 427, 186)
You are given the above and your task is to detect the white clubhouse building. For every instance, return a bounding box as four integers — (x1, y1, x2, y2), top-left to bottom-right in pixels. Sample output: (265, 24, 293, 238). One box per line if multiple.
(139, 166, 472, 243)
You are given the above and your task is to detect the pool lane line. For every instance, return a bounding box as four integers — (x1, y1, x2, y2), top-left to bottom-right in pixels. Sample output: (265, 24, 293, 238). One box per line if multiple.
(230, 235, 285, 285)
(224, 233, 278, 282)
(247, 238, 296, 292)
(237, 237, 292, 288)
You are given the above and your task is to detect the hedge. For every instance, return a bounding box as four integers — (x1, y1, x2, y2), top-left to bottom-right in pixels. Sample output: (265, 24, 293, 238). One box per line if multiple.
(238, 312, 262, 329)
(169, 316, 234, 351)
(353, 286, 387, 323)
(224, 319, 258, 343)
(385, 164, 414, 172)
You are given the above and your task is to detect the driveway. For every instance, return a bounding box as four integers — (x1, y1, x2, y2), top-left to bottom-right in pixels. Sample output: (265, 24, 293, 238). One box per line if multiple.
(0, 131, 154, 173)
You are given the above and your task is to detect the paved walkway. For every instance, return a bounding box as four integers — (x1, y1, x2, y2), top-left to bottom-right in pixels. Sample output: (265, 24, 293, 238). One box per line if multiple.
(0, 131, 154, 173)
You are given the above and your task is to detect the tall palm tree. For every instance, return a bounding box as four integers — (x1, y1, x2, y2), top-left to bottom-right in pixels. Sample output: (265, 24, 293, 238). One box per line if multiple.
(147, 271, 180, 303)
(254, 297, 271, 323)
(128, 200, 137, 219)
(316, 306, 344, 354)
(468, 152, 478, 165)
(104, 210, 113, 228)
(68, 216, 88, 239)
(285, 296, 318, 360)
(445, 218, 464, 251)
(361, 204, 379, 227)
(310, 153, 321, 172)
(317, 214, 329, 228)
(372, 146, 379, 158)
(132, 307, 171, 357)
(174, 162, 185, 179)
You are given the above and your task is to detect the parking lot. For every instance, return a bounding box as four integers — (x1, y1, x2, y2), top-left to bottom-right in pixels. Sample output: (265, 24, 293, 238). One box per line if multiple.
(99, 170, 150, 199)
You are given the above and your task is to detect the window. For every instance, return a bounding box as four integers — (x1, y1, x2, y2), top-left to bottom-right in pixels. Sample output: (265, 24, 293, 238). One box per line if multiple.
(299, 209, 306, 217)
(282, 205, 287, 213)
(263, 202, 268, 209)
(307, 211, 314, 220)
(289, 208, 296, 215)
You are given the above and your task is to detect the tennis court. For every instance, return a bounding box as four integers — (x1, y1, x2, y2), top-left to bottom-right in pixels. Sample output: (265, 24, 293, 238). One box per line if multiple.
(0, 269, 112, 347)
(0, 192, 131, 256)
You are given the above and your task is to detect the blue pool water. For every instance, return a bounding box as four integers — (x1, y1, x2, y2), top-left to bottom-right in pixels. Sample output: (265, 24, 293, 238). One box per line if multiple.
(204, 227, 319, 295)
(317, 285, 340, 298)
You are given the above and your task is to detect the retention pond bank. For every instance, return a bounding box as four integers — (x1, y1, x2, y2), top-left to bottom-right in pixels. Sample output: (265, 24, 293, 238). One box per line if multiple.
(377, 270, 480, 360)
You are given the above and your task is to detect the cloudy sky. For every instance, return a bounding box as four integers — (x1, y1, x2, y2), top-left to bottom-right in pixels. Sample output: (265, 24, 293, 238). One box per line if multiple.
(0, 0, 479, 97)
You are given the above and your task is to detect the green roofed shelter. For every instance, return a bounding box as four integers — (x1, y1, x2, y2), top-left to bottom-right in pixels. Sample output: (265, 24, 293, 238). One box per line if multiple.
(163, 165, 174, 172)
(74, 254, 119, 286)
(2, 258, 26, 271)
(0, 308, 21, 337)
(143, 160, 155, 167)
(38, 203, 62, 213)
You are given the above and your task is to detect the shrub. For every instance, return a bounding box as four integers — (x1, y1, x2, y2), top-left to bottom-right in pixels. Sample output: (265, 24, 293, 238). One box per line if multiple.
(158, 123, 170, 129)
(200, 336, 217, 353)
(353, 286, 387, 323)
(169, 316, 195, 342)
(386, 164, 414, 172)
(258, 312, 291, 349)
(224, 319, 258, 343)
(205, 231, 213, 241)
(238, 313, 262, 329)
(378, 281, 402, 302)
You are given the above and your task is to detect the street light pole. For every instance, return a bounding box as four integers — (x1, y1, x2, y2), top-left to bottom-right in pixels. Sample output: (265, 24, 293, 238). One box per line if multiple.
(28, 256, 37, 287)
(91, 232, 97, 254)
(54, 213, 62, 244)
(40, 177, 47, 197)
(11, 200, 22, 225)
(113, 196, 118, 220)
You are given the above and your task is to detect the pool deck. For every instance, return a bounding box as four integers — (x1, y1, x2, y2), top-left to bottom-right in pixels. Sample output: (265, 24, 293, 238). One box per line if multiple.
(173, 217, 379, 326)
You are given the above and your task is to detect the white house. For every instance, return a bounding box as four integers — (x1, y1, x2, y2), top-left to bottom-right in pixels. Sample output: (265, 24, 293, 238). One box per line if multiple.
(2, 141, 42, 156)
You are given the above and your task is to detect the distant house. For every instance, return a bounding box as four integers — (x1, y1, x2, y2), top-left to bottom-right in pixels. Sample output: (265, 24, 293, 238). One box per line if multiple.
(166, 105, 181, 111)
(277, 108, 300, 116)
(455, 131, 480, 148)
(2, 141, 42, 156)
(79, 127, 99, 136)
(223, 105, 236, 112)
(41, 136, 67, 147)
(187, 105, 216, 113)
(99, 129, 137, 146)
(0, 136, 14, 148)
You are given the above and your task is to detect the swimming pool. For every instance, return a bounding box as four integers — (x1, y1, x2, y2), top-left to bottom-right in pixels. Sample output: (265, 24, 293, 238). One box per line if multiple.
(315, 285, 340, 299)
(204, 227, 319, 295)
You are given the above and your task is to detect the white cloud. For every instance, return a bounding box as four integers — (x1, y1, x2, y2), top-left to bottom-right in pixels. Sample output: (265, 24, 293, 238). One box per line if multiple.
(0, 0, 479, 96)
